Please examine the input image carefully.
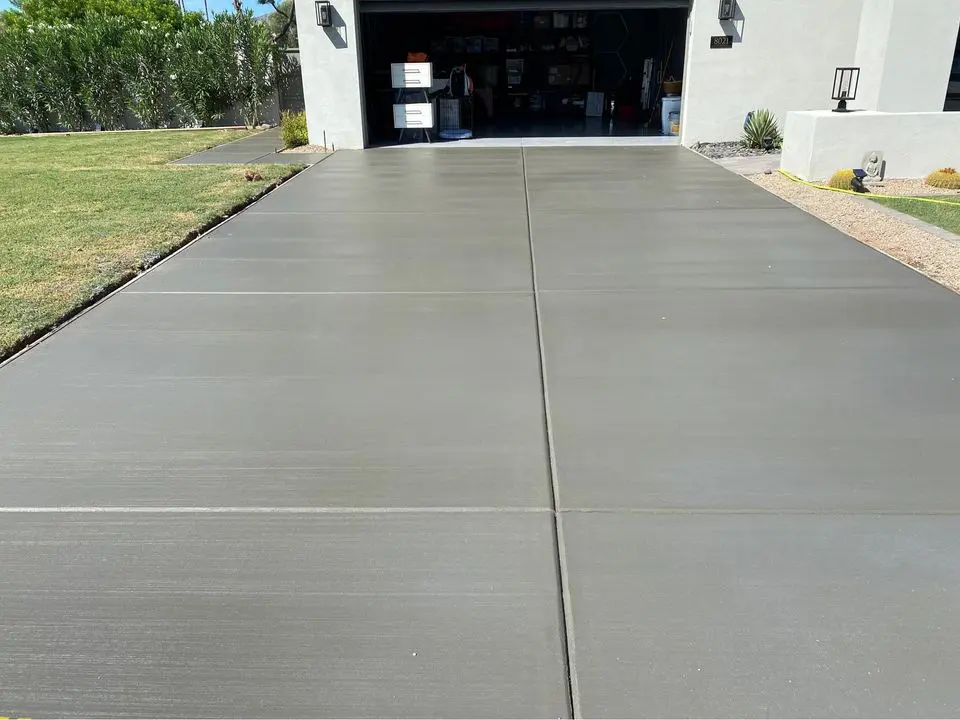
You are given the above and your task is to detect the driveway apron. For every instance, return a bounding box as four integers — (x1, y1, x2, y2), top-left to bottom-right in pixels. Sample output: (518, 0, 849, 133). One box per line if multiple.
(2, 146, 960, 717)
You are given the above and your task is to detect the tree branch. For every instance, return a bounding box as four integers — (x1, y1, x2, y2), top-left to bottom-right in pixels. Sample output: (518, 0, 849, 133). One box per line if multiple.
(257, 0, 294, 45)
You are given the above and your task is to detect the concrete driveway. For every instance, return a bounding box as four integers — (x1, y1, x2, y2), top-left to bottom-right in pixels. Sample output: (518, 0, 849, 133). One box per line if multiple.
(2, 147, 960, 718)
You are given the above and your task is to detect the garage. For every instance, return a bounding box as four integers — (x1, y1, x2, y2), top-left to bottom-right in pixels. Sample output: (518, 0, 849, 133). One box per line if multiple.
(358, 1, 690, 144)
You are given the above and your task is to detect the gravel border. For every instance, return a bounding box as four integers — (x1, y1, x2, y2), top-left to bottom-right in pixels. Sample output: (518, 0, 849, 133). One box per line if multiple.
(693, 141, 779, 159)
(281, 143, 329, 154)
(749, 172, 960, 294)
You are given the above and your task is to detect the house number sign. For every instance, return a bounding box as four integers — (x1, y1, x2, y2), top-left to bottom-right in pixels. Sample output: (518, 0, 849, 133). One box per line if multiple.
(710, 35, 734, 49)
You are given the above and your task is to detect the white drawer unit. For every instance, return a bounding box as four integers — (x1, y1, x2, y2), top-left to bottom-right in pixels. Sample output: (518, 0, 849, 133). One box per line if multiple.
(391, 62, 432, 89)
(393, 103, 434, 129)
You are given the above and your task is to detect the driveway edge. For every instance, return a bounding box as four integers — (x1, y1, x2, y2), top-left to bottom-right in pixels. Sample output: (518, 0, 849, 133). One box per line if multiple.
(0, 165, 308, 368)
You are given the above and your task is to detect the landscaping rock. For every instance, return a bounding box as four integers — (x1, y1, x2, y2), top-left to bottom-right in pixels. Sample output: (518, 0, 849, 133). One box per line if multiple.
(693, 141, 778, 159)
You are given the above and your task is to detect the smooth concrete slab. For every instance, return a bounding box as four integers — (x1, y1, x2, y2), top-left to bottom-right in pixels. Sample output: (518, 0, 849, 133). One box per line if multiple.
(540, 286, 960, 512)
(564, 512, 960, 718)
(253, 151, 328, 164)
(129, 211, 532, 293)
(530, 208, 924, 291)
(0, 292, 549, 508)
(712, 152, 782, 175)
(523, 147, 960, 514)
(0, 512, 569, 718)
(172, 128, 284, 165)
(524, 146, 787, 211)
(247, 179, 526, 215)
(6, 142, 960, 718)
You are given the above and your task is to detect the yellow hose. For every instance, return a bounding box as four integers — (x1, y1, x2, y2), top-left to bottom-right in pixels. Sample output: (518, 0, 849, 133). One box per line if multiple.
(777, 169, 960, 207)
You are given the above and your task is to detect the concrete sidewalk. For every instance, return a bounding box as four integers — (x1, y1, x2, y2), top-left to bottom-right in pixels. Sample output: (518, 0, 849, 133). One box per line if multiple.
(2, 146, 960, 718)
(173, 127, 328, 165)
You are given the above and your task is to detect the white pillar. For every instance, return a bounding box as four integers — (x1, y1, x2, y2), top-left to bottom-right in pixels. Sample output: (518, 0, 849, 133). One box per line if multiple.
(854, 0, 960, 112)
(294, 0, 367, 149)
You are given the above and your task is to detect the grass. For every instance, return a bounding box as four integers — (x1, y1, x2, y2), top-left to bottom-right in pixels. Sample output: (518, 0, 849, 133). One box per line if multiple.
(871, 195, 960, 235)
(0, 129, 300, 360)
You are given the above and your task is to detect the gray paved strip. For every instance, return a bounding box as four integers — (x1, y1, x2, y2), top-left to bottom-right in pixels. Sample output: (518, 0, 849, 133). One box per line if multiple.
(0, 291, 549, 509)
(564, 512, 960, 718)
(0, 512, 570, 718)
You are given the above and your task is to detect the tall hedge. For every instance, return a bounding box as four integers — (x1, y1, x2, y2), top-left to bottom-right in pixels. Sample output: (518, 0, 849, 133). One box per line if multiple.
(0, 9, 286, 133)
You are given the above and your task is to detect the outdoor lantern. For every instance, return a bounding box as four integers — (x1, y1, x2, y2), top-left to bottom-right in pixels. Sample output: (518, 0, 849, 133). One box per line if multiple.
(832, 67, 860, 112)
(718, 0, 736, 21)
(315, 0, 332, 27)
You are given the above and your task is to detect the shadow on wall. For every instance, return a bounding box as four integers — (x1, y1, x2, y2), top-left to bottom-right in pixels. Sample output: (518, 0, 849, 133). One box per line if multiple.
(324, 4, 349, 49)
(719, 3, 745, 43)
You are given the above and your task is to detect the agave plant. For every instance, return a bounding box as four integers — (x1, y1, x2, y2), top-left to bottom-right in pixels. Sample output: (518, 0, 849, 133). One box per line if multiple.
(742, 108, 782, 150)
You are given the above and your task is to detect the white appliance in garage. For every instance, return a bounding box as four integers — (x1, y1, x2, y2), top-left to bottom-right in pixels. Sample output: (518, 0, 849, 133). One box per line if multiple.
(392, 62, 435, 143)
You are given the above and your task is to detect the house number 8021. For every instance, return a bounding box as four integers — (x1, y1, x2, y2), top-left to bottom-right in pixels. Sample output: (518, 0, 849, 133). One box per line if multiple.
(710, 35, 734, 49)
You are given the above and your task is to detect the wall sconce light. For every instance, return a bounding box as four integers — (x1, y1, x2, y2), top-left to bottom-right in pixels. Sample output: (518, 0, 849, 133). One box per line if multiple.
(315, 0, 332, 27)
(718, 0, 736, 21)
(832, 67, 860, 112)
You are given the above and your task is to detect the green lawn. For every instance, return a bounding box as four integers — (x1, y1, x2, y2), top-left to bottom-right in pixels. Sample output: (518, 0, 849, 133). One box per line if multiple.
(871, 195, 960, 235)
(0, 129, 300, 359)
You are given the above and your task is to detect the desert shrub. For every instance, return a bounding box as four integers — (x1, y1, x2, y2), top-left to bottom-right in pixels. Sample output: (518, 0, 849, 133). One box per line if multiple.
(280, 110, 308, 148)
(827, 169, 856, 190)
(925, 168, 960, 189)
(742, 109, 782, 150)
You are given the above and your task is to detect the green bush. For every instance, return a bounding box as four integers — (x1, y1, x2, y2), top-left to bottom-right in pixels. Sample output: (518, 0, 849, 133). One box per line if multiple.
(76, 16, 133, 129)
(280, 111, 308, 148)
(171, 19, 234, 126)
(41, 25, 87, 131)
(0, 28, 22, 132)
(0, 8, 287, 134)
(827, 169, 856, 190)
(122, 21, 177, 128)
(742, 109, 782, 150)
(224, 10, 282, 128)
(0, 24, 58, 132)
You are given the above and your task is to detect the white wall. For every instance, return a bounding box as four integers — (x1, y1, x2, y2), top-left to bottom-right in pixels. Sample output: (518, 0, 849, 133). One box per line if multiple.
(294, 0, 367, 149)
(781, 110, 960, 181)
(855, 0, 960, 112)
(681, 0, 864, 145)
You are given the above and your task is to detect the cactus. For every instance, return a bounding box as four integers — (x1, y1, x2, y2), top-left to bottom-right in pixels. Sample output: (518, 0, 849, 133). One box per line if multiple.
(926, 168, 960, 189)
(827, 169, 856, 190)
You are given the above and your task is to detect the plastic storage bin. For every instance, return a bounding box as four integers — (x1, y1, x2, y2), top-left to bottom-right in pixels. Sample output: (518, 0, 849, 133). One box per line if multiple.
(661, 95, 681, 136)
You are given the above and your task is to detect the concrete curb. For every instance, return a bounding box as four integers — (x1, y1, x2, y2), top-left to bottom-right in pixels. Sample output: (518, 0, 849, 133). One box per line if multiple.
(855, 196, 960, 245)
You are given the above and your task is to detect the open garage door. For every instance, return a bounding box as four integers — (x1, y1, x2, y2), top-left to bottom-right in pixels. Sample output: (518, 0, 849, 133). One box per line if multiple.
(360, 3, 689, 145)
(360, 0, 688, 12)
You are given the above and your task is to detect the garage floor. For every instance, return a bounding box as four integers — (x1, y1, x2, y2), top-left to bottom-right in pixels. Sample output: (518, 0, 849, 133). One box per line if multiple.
(3, 147, 960, 718)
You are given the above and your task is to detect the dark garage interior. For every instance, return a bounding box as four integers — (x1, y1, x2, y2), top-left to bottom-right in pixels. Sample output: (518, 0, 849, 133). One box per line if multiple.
(359, 6, 688, 144)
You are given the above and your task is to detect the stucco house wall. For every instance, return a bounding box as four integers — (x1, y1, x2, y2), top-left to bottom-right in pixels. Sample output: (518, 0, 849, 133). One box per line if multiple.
(680, 0, 863, 145)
